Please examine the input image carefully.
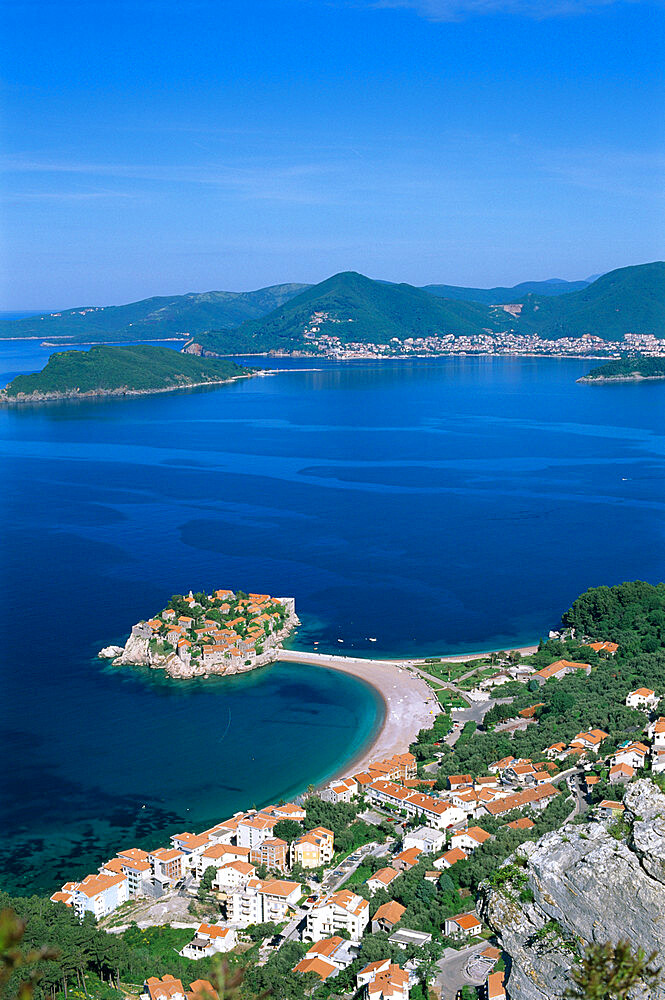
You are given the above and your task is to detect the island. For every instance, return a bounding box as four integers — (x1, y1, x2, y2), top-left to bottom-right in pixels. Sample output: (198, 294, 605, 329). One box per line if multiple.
(100, 588, 299, 678)
(578, 356, 665, 383)
(0, 344, 256, 403)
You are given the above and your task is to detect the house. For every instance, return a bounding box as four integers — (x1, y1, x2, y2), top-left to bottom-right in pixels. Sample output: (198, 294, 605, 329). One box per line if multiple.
(67, 872, 129, 921)
(588, 641, 618, 654)
(143, 975, 186, 1000)
(597, 800, 625, 819)
(403, 826, 446, 854)
(450, 827, 492, 852)
(150, 848, 184, 886)
(212, 861, 256, 890)
(296, 936, 356, 973)
(612, 742, 649, 770)
(320, 777, 358, 803)
(532, 660, 591, 685)
(652, 750, 665, 774)
(584, 776, 600, 792)
(236, 814, 278, 850)
(507, 817, 535, 830)
(250, 837, 288, 872)
(648, 717, 665, 747)
(626, 688, 660, 710)
(291, 827, 334, 869)
(392, 847, 422, 871)
(357, 960, 410, 1000)
(544, 742, 568, 760)
(197, 843, 250, 877)
(226, 878, 301, 927)
(371, 900, 406, 934)
(444, 913, 483, 938)
(366, 867, 400, 892)
(518, 703, 544, 718)
(180, 924, 236, 960)
(171, 833, 211, 873)
(305, 890, 370, 942)
(186, 980, 218, 1000)
(569, 729, 609, 751)
(483, 971, 507, 1000)
(481, 783, 559, 817)
(389, 928, 432, 950)
(609, 763, 635, 784)
(293, 955, 338, 982)
(448, 774, 473, 791)
(433, 847, 468, 869)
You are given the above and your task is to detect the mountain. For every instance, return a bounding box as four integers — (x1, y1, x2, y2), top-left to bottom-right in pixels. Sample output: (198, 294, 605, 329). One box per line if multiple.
(195, 271, 506, 354)
(1, 345, 250, 401)
(514, 261, 665, 340)
(0, 284, 309, 343)
(422, 277, 591, 304)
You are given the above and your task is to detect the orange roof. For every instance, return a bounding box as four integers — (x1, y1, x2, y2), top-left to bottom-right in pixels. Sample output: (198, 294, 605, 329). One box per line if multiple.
(73, 872, 127, 898)
(368, 867, 398, 886)
(373, 900, 406, 925)
(440, 847, 467, 865)
(307, 936, 344, 958)
(598, 799, 624, 810)
(507, 817, 535, 829)
(535, 659, 590, 679)
(588, 641, 619, 653)
(457, 826, 491, 844)
(631, 687, 655, 697)
(187, 979, 219, 1000)
(450, 912, 482, 930)
(519, 703, 545, 718)
(293, 956, 336, 981)
(487, 970, 506, 999)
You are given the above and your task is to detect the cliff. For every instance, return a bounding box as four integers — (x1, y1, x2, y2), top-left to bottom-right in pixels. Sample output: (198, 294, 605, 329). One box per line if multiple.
(479, 779, 665, 1000)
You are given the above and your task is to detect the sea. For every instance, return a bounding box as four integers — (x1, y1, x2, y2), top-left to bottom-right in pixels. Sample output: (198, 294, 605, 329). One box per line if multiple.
(1, 340, 664, 895)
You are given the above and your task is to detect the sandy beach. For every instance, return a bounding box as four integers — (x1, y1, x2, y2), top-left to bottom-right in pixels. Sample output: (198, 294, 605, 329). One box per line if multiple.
(277, 648, 439, 775)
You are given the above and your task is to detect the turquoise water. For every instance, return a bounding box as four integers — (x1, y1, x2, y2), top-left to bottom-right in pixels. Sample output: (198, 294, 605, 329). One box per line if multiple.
(1, 347, 664, 894)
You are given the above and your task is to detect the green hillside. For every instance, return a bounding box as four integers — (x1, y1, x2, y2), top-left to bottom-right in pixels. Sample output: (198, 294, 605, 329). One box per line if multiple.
(0, 283, 308, 343)
(2, 345, 250, 399)
(423, 277, 590, 304)
(579, 356, 665, 381)
(515, 262, 665, 340)
(196, 271, 506, 354)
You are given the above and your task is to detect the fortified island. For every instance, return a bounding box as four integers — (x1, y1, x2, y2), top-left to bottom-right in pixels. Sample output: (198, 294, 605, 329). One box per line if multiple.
(99, 588, 298, 679)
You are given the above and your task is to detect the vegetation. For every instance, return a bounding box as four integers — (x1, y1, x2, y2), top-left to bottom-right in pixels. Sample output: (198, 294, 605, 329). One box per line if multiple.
(423, 276, 590, 304)
(581, 356, 665, 381)
(568, 939, 662, 999)
(0, 284, 308, 343)
(2, 345, 250, 399)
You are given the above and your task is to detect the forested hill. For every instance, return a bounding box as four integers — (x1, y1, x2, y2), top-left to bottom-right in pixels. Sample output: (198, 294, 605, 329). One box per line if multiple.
(515, 261, 665, 340)
(0, 283, 308, 343)
(578, 356, 665, 382)
(195, 271, 506, 354)
(423, 277, 590, 304)
(1, 345, 250, 401)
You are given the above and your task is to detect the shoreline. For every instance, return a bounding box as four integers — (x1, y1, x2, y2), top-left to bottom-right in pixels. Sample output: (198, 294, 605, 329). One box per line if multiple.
(277, 649, 440, 777)
(0, 371, 260, 406)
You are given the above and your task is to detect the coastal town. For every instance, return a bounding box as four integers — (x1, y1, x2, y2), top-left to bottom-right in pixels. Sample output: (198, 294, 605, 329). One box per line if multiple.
(46, 582, 665, 1000)
(295, 321, 665, 363)
(100, 590, 298, 680)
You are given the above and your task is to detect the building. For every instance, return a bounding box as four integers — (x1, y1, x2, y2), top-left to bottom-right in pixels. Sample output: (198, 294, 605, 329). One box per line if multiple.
(150, 848, 183, 886)
(626, 688, 660, 710)
(212, 860, 256, 891)
(249, 837, 288, 872)
(371, 901, 406, 934)
(569, 729, 609, 751)
(507, 818, 535, 830)
(293, 954, 338, 982)
(143, 976, 186, 1000)
(433, 847, 468, 869)
(180, 924, 237, 960)
(597, 800, 625, 819)
(648, 717, 665, 747)
(392, 847, 422, 871)
(226, 878, 301, 927)
(612, 742, 649, 770)
(402, 826, 446, 854)
(481, 783, 559, 818)
(449, 827, 492, 852)
(444, 913, 483, 938)
(291, 827, 334, 869)
(67, 872, 129, 921)
(293, 936, 356, 979)
(357, 960, 410, 1000)
(305, 890, 370, 942)
(532, 660, 591, 685)
(389, 928, 432, 950)
(609, 763, 635, 784)
(366, 867, 400, 892)
(236, 814, 278, 850)
(171, 833, 212, 874)
(588, 641, 618, 655)
(483, 971, 507, 1000)
(320, 777, 358, 803)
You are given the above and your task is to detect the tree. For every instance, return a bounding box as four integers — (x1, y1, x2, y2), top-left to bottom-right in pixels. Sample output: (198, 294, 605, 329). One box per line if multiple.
(0, 908, 58, 1000)
(272, 820, 303, 844)
(198, 866, 217, 900)
(568, 940, 661, 999)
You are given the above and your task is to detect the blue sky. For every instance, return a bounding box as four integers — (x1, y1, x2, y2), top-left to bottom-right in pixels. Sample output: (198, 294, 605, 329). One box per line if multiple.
(1, 0, 664, 309)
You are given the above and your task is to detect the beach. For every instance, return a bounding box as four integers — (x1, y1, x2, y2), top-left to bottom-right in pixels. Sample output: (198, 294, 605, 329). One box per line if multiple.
(277, 649, 440, 774)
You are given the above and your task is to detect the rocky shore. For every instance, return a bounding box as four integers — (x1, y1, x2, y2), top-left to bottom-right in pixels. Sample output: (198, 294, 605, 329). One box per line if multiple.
(0, 372, 257, 405)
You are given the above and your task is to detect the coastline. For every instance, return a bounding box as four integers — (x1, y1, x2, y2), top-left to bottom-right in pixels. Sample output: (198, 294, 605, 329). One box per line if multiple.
(277, 649, 439, 777)
(0, 371, 260, 406)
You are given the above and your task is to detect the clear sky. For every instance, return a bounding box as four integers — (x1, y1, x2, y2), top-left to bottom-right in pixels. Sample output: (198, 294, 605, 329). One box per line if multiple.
(1, 0, 664, 309)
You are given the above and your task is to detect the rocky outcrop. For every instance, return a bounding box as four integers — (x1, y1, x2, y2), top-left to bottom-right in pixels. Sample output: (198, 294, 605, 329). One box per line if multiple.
(98, 645, 124, 659)
(479, 779, 665, 1000)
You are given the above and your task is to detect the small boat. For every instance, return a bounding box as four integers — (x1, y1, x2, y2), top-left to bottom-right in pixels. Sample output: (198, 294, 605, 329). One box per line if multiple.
(337, 639, 344, 643)
(368, 637, 377, 642)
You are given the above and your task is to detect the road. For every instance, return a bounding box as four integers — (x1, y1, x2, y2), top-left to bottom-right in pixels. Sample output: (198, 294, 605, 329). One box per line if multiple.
(435, 942, 494, 999)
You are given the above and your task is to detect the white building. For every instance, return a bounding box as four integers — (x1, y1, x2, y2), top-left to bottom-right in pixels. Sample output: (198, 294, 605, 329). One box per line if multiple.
(226, 878, 301, 927)
(180, 923, 236, 960)
(236, 815, 278, 850)
(444, 913, 482, 939)
(403, 826, 446, 855)
(66, 872, 129, 921)
(212, 860, 256, 890)
(626, 688, 659, 710)
(357, 960, 410, 1000)
(305, 890, 370, 942)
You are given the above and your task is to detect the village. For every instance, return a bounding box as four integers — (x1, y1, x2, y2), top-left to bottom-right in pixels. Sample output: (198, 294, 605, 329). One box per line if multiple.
(54, 618, 665, 1000)
(100, 590, 298, 679)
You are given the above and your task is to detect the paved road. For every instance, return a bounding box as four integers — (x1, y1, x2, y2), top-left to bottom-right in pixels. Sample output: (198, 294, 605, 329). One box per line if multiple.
(435, 942, 493, 999)
(321, 841, 389, 895)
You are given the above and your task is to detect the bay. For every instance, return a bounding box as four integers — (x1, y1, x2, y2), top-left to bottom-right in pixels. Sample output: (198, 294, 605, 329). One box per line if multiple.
(1, 347, 664, 894)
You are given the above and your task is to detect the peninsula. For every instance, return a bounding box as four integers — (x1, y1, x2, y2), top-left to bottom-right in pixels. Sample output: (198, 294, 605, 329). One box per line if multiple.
(0, 344, 255, 403)
(100, 588, 299, 679)
(578, 355, 665, 383)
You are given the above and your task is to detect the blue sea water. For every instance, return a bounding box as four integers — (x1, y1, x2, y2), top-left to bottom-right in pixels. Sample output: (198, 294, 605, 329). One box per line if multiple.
(1, 346, 664, 894)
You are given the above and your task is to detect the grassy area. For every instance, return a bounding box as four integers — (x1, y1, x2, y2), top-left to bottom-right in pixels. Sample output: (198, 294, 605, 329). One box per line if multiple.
(417, 660, 481, 683)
